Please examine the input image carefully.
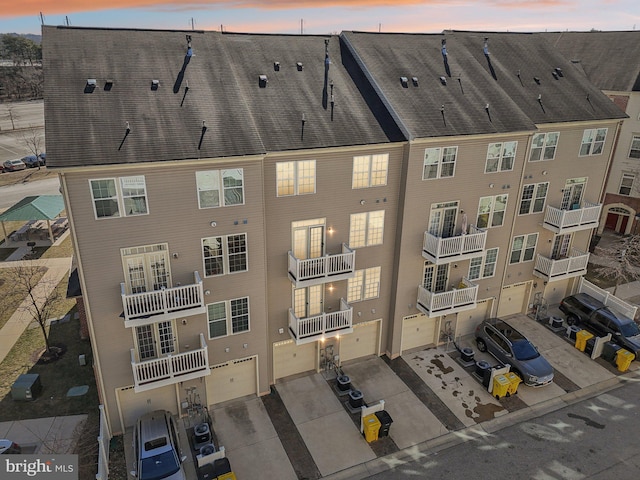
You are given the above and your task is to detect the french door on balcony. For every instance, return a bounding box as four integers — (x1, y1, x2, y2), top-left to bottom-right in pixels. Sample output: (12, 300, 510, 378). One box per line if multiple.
(135, 320, 176, 361)
(551, 234, 572, 260)
(423, 262, 449, 292)
(293, 285, 324, 318)
(121, 244, 171, 294)
(560, 178, 586, 210)
(292, 219, 325, 260)
(428, 201, 458, 238)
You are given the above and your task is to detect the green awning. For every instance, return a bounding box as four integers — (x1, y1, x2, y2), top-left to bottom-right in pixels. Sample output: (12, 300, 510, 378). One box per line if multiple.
(0, 195, 65, 221)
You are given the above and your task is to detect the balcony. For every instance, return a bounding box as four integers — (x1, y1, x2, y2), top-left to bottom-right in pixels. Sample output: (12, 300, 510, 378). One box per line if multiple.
(288, 298, 353, 345)
(422, 226, 487, 265)
(131, 333, 210, 393)
(416, 277, 478, 318)
(121, 271, 206, 328)
(288, 244, 356, 287)
(533, 249, 589, 282)
(542, 201, 601, 234)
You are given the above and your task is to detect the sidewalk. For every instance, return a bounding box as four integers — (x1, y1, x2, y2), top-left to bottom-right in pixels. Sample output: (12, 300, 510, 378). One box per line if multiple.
(0, 415, 87, 454)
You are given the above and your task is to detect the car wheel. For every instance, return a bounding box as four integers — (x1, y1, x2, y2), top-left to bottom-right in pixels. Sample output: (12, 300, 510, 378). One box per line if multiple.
(566, 315, 579, 326)
(476, 338, 487, 352)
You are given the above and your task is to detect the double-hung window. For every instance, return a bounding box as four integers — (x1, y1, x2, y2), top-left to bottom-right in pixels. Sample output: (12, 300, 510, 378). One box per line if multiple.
(352, 154, 389, 188)
(619, 173, 635, 196)
(510, 233, 538, 264)
(529, 132, 559, 161)
(349, 211, 385, 248)
(629, 135, 640, 159)
(468, 248, 498, 280)
(202, 234, 248, 277)
(423, 146, 457, 180)
(347, 267, 381, 303)
(196, 169, 244, 208)
(477, 194, 507, 228)
(90, 176, 148, 218)
(519, 182, 548, 215)
(276, 160, 316, 196)
(485, 141, 517, 173)
(207, 297, 250, 338)
(579, 128, 607, 156)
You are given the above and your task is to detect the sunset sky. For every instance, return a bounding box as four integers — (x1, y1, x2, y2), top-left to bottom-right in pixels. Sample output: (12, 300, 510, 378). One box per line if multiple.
(1, 0, 639, 35)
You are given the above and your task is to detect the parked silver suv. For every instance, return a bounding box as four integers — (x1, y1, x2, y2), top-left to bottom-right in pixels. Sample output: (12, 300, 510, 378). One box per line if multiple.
(131, 410, 187, 480)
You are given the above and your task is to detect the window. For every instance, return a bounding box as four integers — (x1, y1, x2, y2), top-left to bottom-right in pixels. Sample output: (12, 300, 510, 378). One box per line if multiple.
(579, 128, 607, 156)
(510, 233, 538, 264)
(347, 266, 381, 303)
(202, 234, 248, 277)
(352, 154, 389, 188)
(90, 176, 148, 218)
(196, 169, 244, 208)
(519, 182, 548, 215)
(207, 297, 250, 339)
(423, 146, 457, 180)
(629, 135, 640, 159)
(468, 248, 498, 280)
(477, 194, 507, 228)
(276, 160, 316, 196)
(619, 173, 635, 196)
(485, 141, 517, 173)
(529, 132, 559, 161)
(349, 211, 385, 248)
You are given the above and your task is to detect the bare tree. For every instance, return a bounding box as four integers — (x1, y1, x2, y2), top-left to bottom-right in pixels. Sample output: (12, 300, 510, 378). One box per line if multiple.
(7, 262, 61, 356)
(5, 104, 18, 130)
(591, 234, 640, 295)
(21, 125, 45, 169)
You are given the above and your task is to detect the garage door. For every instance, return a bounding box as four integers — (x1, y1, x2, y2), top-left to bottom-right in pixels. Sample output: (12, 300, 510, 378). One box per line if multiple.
(497, 282, 529, 317)
(273, 340, 316, 382)
(543, 278, 570, 306)
(117, 384, 177, 431)
(401, 314, 436, 353)
(340, 320, 380, 362)
(456, 299, 491, 337)
(206, 356, 257, 406)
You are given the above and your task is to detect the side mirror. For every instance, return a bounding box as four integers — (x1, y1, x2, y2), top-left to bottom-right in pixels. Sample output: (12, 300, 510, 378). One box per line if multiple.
(130, 471, 137, 477)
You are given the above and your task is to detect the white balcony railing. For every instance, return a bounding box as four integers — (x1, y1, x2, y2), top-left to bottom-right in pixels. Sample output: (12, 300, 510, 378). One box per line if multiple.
(131, 333, 210, 392)
(543, 201, 601, 234)
(121, 271, 206, 327)
(288, 298, 353, 345)
(422, 225, 487, 264)
(417, 277, 478, 318)
(288, 244, 356, 287)
(533, 249, 589, 281)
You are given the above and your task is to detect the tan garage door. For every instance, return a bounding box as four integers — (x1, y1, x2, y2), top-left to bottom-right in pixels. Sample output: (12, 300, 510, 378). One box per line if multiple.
(497, 282, 529, 317)
(456, 299, 491, 338)
(340, 320, 380, 362)
(543, 278, 570, 306)
(401, 313, 436, 353)
(117, 384, 177, 431)
(206, 356, 257, 406)
(273, 340, 316, 382)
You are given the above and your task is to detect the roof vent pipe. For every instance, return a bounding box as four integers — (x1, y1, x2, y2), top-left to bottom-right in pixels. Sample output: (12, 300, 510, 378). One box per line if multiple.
(483, 37, 489, 56)
(441, 39, 447, 57)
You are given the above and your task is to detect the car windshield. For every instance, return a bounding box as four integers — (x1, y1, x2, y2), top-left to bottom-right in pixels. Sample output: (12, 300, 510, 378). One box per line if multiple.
(140, 451, 179, 480)
(512, 339, 539, 361)
(620, 321, 640, 337)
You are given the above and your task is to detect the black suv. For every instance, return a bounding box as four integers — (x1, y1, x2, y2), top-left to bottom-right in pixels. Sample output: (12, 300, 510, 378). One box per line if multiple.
(559, 293, 640, 358)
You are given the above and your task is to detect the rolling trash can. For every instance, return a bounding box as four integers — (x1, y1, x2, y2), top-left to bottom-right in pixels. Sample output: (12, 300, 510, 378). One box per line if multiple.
(616, 349, 634, 373)
(363, 414, 381, 443)
(374, 410, 393, 438)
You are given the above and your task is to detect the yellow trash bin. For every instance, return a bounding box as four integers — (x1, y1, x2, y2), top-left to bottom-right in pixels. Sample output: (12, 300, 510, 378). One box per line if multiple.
(575, 329, 594, 352)
(505, 371, 521, 396)
(615, 349, 635, 372)
(217, 473, 237, 480)
(492, 374, 510, 399)
(363, 414, 381, 443)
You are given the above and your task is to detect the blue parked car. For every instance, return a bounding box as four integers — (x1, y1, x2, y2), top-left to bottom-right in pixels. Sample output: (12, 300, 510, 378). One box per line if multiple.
(22, 155, 41, 168)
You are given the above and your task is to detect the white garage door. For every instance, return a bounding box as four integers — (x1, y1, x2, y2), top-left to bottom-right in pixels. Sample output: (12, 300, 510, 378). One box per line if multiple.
(401, 314, 436, 353)
(456, 299, 491, 338)
(273, 340, 316, 382)
(340, 320, 380, 362)
(117, 384, 177, 431)
(497, 282, 529, 317)
(206, 356, 257, 406)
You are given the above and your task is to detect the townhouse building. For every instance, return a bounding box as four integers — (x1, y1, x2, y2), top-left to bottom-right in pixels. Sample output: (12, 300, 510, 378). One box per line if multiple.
(43, 26, 625, 434)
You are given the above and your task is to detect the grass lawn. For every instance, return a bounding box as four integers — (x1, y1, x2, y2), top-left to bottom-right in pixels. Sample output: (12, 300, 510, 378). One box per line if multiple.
(0, 267, 46, 330)
(585, 264, 618, 290)
(0, 167, 56, 188)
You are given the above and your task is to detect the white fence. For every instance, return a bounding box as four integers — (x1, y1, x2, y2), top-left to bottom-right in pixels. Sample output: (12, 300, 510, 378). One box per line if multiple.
(578, 277, 638, 319)
(96, 405, 111, 480)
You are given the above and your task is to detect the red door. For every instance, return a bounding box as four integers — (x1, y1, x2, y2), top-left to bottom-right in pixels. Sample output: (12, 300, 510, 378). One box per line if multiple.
(620, 215, 629, 233)
(605, 212, 618, 230)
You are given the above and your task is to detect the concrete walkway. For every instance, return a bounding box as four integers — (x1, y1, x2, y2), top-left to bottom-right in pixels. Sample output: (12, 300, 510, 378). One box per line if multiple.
(0, 414, 87, 454)
(0, 256, 72, 364)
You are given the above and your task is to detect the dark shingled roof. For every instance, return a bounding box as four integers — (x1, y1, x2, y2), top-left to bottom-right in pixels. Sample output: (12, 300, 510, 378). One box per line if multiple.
(539, 31, 640, 92)
(43, 26, 402, 168)
(342, 31, 626, 139)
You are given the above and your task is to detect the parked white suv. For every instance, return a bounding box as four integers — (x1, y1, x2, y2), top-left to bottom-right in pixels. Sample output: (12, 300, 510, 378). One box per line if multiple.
(131, 410, 187, 480)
